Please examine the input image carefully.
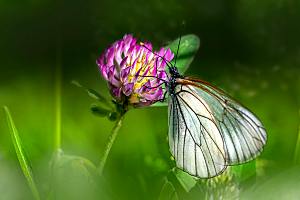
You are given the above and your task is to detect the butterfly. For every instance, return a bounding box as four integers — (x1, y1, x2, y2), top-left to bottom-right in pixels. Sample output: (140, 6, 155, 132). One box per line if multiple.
(142, 38, 267, 178)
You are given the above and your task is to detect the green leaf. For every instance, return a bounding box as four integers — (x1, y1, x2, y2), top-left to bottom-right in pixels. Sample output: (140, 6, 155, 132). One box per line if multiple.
(174, 168, 198, 192)
(3, 106, 41, 200)
(51, 149, 98, 179)
(231, 160, 256, 182)
(150, 101, 168, 107)
(165, 34, 200, 75)
(108, 112, 118, 121)
(90, 104, 119, 121)
(51, 150, 98, 199)
(71, 80, 111, 106)
(159, 179, 179, 200)
(90, 104, 111, 117)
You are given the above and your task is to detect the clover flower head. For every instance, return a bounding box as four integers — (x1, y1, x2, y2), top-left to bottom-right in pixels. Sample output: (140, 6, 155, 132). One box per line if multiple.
(97, 34, 174, 107)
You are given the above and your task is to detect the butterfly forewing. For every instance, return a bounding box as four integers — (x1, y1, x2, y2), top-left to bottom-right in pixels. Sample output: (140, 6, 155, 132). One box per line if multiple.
(168, 78, 267, 178)
(185, 78, 267, 164)
(168, 84, 227, 178)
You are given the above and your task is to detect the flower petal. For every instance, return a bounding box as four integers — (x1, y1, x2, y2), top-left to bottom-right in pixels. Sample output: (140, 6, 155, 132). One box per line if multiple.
(123, 83, 134, 96)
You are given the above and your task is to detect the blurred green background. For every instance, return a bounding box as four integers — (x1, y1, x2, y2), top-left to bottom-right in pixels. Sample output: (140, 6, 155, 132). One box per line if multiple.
(1, 0, 300, 199)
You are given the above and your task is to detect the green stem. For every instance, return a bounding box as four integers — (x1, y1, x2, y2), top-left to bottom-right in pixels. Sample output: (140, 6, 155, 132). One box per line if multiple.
(98, 114, 125, 175)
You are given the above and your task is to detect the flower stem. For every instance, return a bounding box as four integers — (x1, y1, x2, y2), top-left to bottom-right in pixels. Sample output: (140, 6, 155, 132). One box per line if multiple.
(98, 114, 125, 175)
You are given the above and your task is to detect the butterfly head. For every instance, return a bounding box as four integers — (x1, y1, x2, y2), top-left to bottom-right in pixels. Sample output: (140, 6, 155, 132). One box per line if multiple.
(167, 66, 183, 95)
(169, 66, 183, 80)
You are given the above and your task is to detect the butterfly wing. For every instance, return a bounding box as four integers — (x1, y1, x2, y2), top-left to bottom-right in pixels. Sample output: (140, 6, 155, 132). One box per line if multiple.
(168, 84, 227, 178)
(168, 79, 267, 178)
(185, 78, 267, 165)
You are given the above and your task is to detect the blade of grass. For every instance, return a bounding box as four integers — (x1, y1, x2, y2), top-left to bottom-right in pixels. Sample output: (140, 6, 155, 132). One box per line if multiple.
(54, 41, 62, 150)
(293, 109, 300, 164)
(3, 106, 41, 200)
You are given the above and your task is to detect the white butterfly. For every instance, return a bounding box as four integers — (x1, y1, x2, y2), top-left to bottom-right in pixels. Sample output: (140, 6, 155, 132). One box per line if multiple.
(167, 69, 267, 178)
(141, 40, 267, 178)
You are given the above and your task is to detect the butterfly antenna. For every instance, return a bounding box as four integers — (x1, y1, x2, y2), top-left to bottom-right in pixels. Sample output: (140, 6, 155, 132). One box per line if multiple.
(174, 34, 181, 68)
(174, 21, 186, 68)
